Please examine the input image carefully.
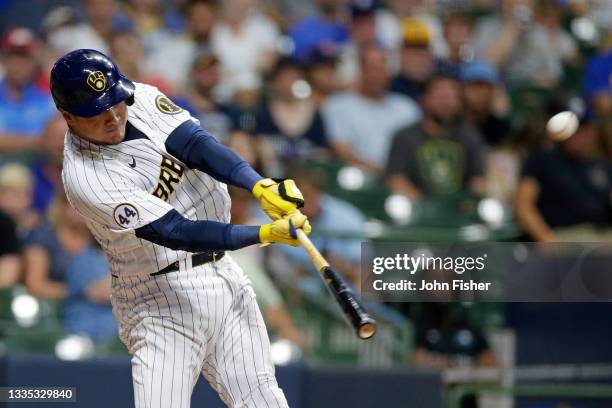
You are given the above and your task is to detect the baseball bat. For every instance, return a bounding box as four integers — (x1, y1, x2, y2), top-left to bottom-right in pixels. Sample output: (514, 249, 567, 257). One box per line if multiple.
(296, 229, 377, 340)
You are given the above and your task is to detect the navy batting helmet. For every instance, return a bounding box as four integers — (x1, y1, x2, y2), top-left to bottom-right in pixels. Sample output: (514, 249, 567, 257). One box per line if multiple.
(50, 49, 135, 117)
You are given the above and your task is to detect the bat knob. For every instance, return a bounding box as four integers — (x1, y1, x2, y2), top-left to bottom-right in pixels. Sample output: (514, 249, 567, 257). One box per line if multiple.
(358, 321, 377, 340)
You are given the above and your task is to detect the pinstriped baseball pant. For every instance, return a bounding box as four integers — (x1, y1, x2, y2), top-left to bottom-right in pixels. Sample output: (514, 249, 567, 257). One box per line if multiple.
(110, 254, 289, 408)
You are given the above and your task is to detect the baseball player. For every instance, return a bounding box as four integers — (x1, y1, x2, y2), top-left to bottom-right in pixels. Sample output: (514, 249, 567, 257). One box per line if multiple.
(50, 49, 311, 408)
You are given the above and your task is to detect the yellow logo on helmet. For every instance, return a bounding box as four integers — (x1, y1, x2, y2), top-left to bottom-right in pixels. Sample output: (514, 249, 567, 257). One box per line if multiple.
(86, 71, 107, 92)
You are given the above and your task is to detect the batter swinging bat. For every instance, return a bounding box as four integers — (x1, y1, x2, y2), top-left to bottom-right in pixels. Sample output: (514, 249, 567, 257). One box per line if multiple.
(296, 229, 377, 340)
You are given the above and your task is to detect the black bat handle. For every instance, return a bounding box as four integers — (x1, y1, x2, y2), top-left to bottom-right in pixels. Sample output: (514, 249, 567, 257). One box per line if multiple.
(322, 266, 377, 339)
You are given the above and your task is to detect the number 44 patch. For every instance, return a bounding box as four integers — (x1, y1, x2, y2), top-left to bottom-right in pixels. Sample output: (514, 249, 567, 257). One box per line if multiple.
(113, 203, 140, 229)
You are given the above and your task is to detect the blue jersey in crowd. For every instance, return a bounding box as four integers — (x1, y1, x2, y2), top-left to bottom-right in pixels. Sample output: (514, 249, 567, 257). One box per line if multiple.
(64, 246, 117, 342)
(0, 81, 56, 136)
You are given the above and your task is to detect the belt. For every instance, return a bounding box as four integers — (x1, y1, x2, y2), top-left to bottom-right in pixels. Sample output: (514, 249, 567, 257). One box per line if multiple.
(151, 250, 225, 276)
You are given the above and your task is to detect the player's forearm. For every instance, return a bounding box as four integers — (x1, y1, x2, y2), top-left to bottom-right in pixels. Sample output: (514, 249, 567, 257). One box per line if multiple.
(165, 120, 262, 190)
(135, 209, 261, 251)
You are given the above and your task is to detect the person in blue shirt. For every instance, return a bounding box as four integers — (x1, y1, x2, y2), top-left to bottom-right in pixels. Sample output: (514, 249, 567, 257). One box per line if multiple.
(584, 50, 612, 118)
(57, 194, 117, 341)
(0, 27, 56, 159)
(30, 115, 66, 215)
(64, 244, 117, 342)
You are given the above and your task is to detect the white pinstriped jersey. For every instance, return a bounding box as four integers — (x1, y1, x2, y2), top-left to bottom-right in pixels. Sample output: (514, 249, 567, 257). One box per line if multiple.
(62, 82, 231, 277)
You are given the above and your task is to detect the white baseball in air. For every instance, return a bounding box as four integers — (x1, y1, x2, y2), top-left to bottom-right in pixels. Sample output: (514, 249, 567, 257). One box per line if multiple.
(546, 111, 579, 141)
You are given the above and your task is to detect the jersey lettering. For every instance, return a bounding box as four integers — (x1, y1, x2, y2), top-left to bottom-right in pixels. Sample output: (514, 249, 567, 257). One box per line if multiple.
(153, 156, 184, 201)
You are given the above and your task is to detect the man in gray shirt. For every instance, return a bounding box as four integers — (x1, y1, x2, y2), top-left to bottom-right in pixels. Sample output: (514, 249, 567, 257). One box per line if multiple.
(323, 42, 421, 172)
(386, 74, 486, 199)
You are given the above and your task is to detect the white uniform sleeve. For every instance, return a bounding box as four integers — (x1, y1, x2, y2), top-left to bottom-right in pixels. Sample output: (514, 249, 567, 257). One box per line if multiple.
(128, 83, 198, 143)
(63, 153, 173, 232)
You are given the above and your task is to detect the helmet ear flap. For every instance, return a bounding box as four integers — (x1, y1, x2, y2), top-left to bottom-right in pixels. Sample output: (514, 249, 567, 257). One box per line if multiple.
(126, 95, 135, 106)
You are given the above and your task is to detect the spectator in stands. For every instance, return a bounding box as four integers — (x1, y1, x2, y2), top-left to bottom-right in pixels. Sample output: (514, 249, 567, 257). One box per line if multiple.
(22, 197, 68, 300)
(123, 0, 183, 39)
(255, 57, 330, 176)
(515, 114, 612, 242)
(472, 0, 534, 69)
(438, 11, 475, 76)
(174, 51, 241, 144)
(0, 27, 55, 158)
(386, 75, 486, 199)
(55, 195, 116, 342)
(374, 0, 445, 58)
(413, 303, 498, 369)
(460, 60, 512, 147)
(228, 187, 307, 349)
(584, 42, 612, 159)
(584, 43, 612, 117)
(45, 0, 128, 55)
(473, 0, 578, 87)
(389, 19, 437, 101)
(289, 0, 349, 62)
(273, 164, 365, 290)
(337, 0, 380, 87)
(211, 0, 281, 101)
(0, 164, 40, 239)
(0, 206, 20, 288)
(305, 44, 341, 106)
(323, 42, 421, 172)
(145, 0, 217, 89)
(0, 211, 22, 288)
(31, 115, 66, 215)
(265, 0, 318, 31)
(109, 29, 172, 95)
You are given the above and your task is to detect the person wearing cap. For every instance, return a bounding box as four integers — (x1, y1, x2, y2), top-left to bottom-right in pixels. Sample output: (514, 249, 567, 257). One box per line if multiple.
(389, 18, 437, 100)
(50, 48, 307, 406)
(515, 107, 612, 242)
(0, 27, 56, 158)
(460, 60, 511, 147)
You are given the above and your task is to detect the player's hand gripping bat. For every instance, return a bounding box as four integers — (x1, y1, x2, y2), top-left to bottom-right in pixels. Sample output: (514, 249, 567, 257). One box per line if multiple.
(296, 229, 376, 340)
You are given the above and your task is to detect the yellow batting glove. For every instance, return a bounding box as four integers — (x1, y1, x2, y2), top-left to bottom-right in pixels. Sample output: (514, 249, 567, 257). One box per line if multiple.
(252, 178, 305, 221)
(259, 212, 312, 246)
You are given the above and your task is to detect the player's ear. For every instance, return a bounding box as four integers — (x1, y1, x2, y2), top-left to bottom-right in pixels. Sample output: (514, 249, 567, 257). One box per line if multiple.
(59, 109, 75, 124)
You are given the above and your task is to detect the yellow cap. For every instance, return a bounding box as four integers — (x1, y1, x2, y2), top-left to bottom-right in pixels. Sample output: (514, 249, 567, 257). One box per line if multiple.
(402, 18, 431, 47)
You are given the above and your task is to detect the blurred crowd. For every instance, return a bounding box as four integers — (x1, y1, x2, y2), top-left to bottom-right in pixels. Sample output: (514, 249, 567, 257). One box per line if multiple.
(1, 0, 612, 372)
